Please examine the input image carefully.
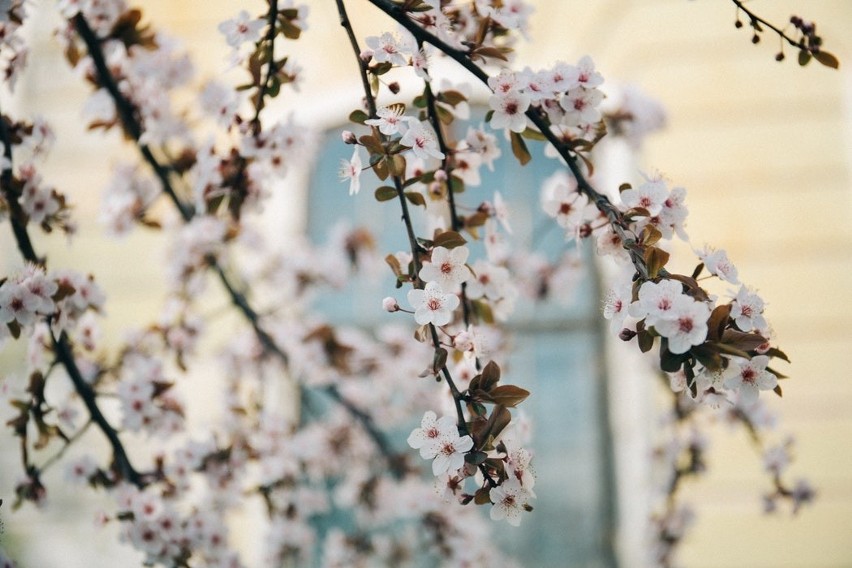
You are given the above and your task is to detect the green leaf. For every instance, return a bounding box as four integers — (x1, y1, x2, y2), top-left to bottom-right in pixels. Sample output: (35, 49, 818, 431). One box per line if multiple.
(773, 384, 783, 397)
(519, 127, 546, 141)
(509, 131, 532, 166)
(374, 186, 397, 202)
(349, 109, 369, 125)
(660, 343, 686, 373)
(798, 50, 812, 67)
(474, 486, 492, 505)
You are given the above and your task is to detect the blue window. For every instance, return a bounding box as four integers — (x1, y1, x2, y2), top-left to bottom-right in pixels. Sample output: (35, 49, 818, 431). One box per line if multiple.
(307, 124, 617, 567)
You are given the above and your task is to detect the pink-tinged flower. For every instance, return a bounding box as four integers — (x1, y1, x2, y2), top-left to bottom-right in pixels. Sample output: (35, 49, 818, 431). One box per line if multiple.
(603, 283, 632, 334)
(465, 126, 501, 171)
(505, 448, 536, 493)
(653, 298, 711, 354)
(339, 147, 363, 196)
(488, 91, 530, 133)
(541, 170, 591, 235)
(628, 279, 686, 326)
(517, 67, 553, 102)
(621, 179, 668, 217)
(408, 410, 457, 457)
(466, 259, 511, 301)
(559, 87, 604, 127)
(730, 285, 767, 332)
(407, 281, 459, 326)
(655, 185, 689, 240)
(418, 246, 471, 292)
(364, 32, 409, 66)
(723, 355, 777, 406)
(382, 297, 399, 312)
(400, 120, 445, 160)
(365, 105, 406, 136)
(489, 478, 532, 526)
(218, 11, 266, 49)
(0, 281, 40, 326)
(492, 191, 513, 234)
(699, 247, 739, 284)
(431, 430, 473, 476)
(547, 61, 581, 92)
(487, 70, 520, 94)
(575, 55, 604, 88)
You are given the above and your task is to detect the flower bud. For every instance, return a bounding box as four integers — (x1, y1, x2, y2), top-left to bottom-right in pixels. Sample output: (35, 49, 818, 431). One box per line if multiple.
(618, 328, 637, 341)
(382, 297, 399, 312)
(342, 130, 357, 144)
(434, 169, 447, 182)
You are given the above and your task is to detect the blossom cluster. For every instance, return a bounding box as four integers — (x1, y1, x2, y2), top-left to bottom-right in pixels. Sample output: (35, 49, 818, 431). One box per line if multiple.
(0, 0, 820, 566)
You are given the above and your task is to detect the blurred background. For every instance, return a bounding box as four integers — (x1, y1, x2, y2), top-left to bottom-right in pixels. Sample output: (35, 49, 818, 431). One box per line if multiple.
(1, 1, 851, 566)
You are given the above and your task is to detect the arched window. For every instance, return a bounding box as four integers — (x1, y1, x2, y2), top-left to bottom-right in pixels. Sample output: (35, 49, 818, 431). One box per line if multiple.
(306, 123, 618, 566)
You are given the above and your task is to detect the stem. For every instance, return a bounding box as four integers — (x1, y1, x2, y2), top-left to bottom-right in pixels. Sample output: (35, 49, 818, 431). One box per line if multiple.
(251, 0, 280, 131)
(0, 105, 145, 488)
(365, 0, 651, 280)
(72, 11, 400, 470)
(337, 0, 470, 435)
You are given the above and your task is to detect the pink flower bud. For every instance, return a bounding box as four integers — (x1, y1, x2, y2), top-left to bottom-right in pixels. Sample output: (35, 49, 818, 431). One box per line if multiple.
(342, 130, 357, 144)
(382, 297, 399, 312)
(434, 169, 448, 182)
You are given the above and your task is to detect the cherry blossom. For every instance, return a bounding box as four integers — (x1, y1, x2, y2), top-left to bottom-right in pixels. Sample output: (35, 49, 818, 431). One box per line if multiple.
(399, 120, 445, 160)
(653, 297, 711, 355)
(339, 146, 363, 196)
(488, 90, 530, 133)
(407, 281, 460, 326)
(218, 11, 265, 49)
(489, 478, 532, 526)
(723, 355, 778, 406)
(418, 245, 472, 291)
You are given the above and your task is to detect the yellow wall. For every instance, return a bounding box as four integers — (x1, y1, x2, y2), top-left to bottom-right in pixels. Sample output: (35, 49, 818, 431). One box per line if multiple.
(5, 1, 851, 566)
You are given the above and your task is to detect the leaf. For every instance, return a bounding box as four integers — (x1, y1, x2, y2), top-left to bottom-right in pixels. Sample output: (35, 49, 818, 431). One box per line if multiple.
(813, 50, 839, 69)
(465, 450, 488, 465)
(433, 230, 467, 249)
(484, 405, 512, 443)
(405, 191, 426, 207)
(798, 50, 812, 67)
(471, 46, 509, 62)
(349, 109, 369, 125)
(371, 61, 393, 76)
(359, 135, 384, 155)
(706, 304, 732, 342)
(509, 131, 532, 166)
(641, 224, 663, 247)
(519, 127, 546, 141)
(692, 344, 723, 371)
(643, 246, 670, 279)
(432, 347, 448, 374)
(660, 343, 686, 373)
(374, 186, 397, 202)
(773, 384, 783, 397)
(488, 385, 530, 408)
(449, 176, 465, 194)
(474, 486, 492, 505)
(721, 329, 767, 352)
(471, 299, 495, 325)
(480, 360, 501, 391)
(438, 89, 467, 107)
(637, 329, 655, 353)
(764, 347, 791, 363)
